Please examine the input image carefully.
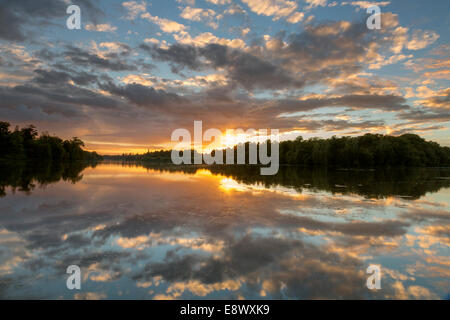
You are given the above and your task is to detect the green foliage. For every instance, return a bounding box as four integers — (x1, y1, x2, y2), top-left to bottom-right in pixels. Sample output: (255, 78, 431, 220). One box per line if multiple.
(0, 121, 102, 163)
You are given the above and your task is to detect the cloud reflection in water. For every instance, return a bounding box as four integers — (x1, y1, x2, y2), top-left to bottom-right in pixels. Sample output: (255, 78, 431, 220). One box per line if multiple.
(0, 163, 449, 299)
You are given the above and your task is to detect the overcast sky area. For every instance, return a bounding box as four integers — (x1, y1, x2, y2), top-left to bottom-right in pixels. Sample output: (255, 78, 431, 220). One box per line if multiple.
(0, 0, 449, 154)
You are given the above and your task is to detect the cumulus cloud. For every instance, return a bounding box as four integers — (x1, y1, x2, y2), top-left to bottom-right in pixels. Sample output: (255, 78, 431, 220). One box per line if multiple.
(407, 30, 440, 51)
(180, 6, 220, 29)
(241, 0, 304, 23)
(122, 0, 147, 20)
(141, 12, 187, 33)
(143, 42, 304, 91)
(122, 0, 186, 33)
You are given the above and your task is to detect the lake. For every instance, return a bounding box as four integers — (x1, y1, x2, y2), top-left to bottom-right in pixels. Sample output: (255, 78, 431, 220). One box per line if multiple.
(0, 162, 449, 299)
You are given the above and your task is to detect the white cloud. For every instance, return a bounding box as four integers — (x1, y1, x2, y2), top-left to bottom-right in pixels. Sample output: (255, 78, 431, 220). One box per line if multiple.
(343, 1, 390, 9)
(122, 1, 187, 33)
(122, 1, 147, 20)
(180, 6, 219, 29)
(241, 0, 304, 23)
(241, 28, 251, 36)
(407, 30, 440, 51)
(205, 0, 231, 5)
(85, 23, 117, 32)
(286, 11, 304, 23)
(142, 12, 187, 33)
(174, 31, 247, 49)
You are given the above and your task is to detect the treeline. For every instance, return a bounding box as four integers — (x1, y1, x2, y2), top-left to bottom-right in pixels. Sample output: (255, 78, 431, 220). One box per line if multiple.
(104, 150, 172, 162)
(0, 122, 102, 163)
(279, 134, 450, 167)
(106, 133, 450, 168)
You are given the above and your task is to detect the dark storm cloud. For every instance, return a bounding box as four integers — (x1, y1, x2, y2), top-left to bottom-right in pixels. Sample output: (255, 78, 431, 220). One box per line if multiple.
(0, 0, 104, 41)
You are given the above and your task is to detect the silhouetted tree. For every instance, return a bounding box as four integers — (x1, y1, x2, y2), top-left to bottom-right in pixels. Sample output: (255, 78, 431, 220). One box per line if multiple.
(0, 122, 102, 163)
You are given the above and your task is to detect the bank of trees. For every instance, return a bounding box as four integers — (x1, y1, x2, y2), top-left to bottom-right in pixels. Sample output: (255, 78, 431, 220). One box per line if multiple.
(279, 134, 450, 167)
(108, 133, 450, 168)
(105, 150, 172, 162)
(0, 122, 102, 163)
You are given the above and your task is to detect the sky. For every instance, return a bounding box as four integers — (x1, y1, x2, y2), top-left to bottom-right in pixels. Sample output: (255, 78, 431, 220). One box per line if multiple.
(0, 0, 449, 154)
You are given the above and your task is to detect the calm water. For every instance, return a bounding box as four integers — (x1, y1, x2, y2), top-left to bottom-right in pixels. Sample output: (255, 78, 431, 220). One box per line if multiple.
(0, 163, 449, 299)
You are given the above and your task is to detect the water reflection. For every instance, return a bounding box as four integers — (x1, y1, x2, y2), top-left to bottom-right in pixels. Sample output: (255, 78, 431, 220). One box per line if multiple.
(0, 161, 99, 197)
(0, 163, 448, 299)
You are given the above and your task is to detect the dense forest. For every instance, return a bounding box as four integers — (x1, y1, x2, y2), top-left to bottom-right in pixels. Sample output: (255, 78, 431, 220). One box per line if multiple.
(0, 121, 102, 163)
(106, 133, 450, 168)
(278, 134, 450, 167)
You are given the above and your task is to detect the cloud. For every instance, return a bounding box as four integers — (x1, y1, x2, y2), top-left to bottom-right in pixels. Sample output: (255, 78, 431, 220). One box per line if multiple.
(206, 0, 231, 5)
(32, 68, 98, 86)
(407, 30, 440, 51)
(122, 0, 187, 33)
(419, 88, 450, 109)
(241, 0, 304, 23)
(63, 45, 136, 71)
(344, 1, 391, 9)
(141, 12, 187, 33)
(305, 0, 328, 10)
(0, 2, 447, 147)
(0, 3, 26, 41)
(101, 82, 186, 109)
(0, 0, 104, 41)
(122, 0, 147, 20)
(143, 42, 304, 91)
(180, 6, 219, 29)
(174, 31, 247, 49)
(85, 23, 117, 32)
